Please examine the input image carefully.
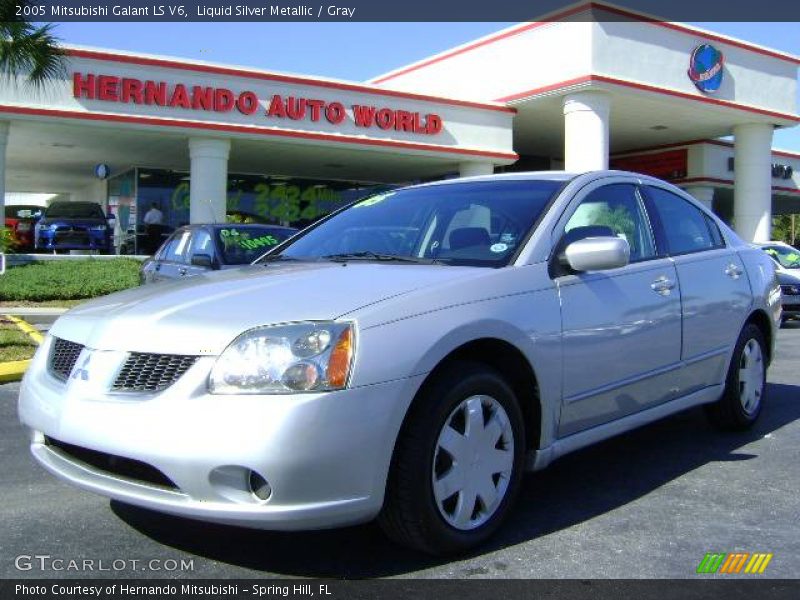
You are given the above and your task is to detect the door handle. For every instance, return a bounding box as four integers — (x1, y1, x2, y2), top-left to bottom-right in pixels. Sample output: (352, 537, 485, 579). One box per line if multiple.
(651, 276, 676, 296)
(725, 263, 743, 279)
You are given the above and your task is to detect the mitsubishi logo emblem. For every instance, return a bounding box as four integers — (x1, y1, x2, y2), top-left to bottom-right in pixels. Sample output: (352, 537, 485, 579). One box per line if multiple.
(71, 354, 91, 381)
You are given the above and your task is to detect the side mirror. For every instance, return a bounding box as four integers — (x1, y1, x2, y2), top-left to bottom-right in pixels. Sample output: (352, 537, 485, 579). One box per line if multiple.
(563, 236, 630, 272)
(191, 253, 214, 268)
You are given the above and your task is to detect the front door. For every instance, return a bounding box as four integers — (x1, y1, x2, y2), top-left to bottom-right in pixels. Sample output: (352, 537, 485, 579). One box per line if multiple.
(554, 180, 683, 437)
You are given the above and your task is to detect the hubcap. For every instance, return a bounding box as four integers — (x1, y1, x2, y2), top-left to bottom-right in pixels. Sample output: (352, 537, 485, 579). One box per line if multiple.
(738, 338, 764, 416)
(432, 395, 514, 531)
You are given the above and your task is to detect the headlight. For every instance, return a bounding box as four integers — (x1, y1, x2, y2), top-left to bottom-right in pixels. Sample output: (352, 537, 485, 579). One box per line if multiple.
(209, 322, 354, 394)
(90, 224, 107, 231)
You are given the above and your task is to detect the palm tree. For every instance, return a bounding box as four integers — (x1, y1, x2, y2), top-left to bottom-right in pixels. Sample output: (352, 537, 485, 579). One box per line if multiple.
(0, 0, 66, 88)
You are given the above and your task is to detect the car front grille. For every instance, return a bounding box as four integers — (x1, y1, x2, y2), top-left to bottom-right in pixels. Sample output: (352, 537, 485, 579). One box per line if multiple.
(781, 284, 800, 296)
(45, 436, 179, 491)
(49, 337, 85, 381)
(111, 352, 198, 393)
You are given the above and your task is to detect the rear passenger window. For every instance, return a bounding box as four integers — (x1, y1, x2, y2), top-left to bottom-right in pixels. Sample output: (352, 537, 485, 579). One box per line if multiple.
(646, 187, 721, 255)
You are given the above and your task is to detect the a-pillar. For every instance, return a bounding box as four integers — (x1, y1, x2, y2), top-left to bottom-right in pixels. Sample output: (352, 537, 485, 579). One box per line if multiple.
(459, 162, 494, 178)
(0, 122, 8, 224)
(189, 138, 231, 224)
(733, 123, 773, 242)
(562, 91, 610, 172)
(683, 186, 715, 211)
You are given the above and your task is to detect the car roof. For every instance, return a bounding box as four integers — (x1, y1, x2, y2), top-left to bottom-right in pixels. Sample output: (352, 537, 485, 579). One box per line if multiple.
(178, 223, 298, 232)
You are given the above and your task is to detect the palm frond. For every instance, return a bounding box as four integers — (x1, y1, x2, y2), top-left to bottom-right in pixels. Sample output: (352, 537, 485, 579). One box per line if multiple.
(0, 1, 66, 88)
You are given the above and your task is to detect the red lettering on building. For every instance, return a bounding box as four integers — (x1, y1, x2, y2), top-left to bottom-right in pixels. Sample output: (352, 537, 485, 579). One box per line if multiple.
(97, 75, 119, 101)
(192, 86, 214, 111)
(236, 91, 259, 115)
(352, 105, 376, 127)
(267, 94, 286, 118)
(325, 102, 346, 124)
(70, 72, 445, 135)
(121, 78, 143, 103)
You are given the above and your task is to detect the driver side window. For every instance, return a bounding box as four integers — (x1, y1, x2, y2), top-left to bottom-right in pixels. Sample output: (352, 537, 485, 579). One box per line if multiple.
(564, 184, 656, 263)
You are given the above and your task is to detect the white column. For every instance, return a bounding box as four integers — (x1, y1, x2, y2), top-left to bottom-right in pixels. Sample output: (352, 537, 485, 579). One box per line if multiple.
(562, 91, 610, 172)
(683, 185, 715, 211)
(0, 122, 8, 225)
(459, 162, 494, 178)
(734, 123, 773, 242)
(189, 138, 231, 224)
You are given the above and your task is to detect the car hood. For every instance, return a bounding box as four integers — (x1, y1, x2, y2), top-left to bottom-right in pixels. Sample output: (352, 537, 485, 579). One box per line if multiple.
(777, 269, 800, 284)
(39, 217, 106, 227)
(51, 261, 484, 355)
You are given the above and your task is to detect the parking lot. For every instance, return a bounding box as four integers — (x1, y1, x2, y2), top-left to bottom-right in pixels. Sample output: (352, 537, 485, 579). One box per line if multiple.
(1, 322, 798, 579)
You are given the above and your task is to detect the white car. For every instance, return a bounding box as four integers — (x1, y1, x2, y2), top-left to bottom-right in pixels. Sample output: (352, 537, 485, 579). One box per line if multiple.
(18, 171, 780, 554)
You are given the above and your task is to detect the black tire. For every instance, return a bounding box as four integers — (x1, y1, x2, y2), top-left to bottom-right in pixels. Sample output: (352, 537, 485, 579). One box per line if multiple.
(379, 361, 526, 555)
(705, 323, 767, 431)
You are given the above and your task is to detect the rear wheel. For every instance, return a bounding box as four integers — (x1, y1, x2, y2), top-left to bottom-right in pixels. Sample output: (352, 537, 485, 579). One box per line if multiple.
(379, 362, 525, 555)
(705, 323, 767, 431)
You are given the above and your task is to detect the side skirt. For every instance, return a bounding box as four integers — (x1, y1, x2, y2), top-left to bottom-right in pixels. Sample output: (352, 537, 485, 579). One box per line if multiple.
(527, 384, 723, 471)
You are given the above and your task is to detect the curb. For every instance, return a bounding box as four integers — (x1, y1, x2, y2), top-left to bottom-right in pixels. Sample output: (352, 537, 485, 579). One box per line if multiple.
(0, 359, 31, 383)
(0, 315, 43, 383)
(0, 307, 69, 316)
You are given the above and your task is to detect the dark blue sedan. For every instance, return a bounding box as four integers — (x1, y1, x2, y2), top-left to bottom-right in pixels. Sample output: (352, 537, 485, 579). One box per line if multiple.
(140, 223, 298, 284)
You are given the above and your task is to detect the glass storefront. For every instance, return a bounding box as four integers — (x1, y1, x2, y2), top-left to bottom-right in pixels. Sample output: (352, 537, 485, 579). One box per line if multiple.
(108, 167, 385, 254)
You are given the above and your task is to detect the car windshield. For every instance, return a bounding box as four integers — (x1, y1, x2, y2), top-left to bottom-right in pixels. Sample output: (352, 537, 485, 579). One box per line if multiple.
(216, 226, 297, 265)
(258, 180, 564, 268)
(762, 245, 800, 269)
(45, 203, 105, 219)
(4, 206, 42, 219)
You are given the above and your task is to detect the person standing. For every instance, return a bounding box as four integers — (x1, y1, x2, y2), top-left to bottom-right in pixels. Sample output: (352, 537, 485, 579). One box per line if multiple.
(143, 203, 164, 254)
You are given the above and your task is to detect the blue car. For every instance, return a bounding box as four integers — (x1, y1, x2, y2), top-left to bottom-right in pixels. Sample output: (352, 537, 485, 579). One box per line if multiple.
(35, 201, 113, 254)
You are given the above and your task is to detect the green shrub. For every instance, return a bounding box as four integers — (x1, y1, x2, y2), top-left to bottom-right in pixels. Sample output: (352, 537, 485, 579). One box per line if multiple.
(1, 227, 17, 253)
(0, 258, 141, 301)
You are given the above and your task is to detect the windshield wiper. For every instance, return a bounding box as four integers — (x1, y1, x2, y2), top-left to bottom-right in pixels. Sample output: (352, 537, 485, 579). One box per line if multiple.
(258, 254, 304, 263)
(322, 251, 436, 264)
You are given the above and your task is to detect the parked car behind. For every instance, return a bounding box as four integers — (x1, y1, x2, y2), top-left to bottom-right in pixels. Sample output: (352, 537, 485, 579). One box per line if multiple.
(19, 171, 780, 555)
(140, 223, 298, 283)
(35, 201, 113, 254)
(756, 241, 800, 324)
(4, 204, 43, 251)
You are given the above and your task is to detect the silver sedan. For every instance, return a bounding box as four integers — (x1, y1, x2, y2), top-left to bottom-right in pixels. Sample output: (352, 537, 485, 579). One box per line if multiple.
(18, 171, 781, 555)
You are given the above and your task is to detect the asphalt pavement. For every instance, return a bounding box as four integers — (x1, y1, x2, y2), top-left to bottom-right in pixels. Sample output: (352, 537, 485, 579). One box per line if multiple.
(1, 323, 798, 579)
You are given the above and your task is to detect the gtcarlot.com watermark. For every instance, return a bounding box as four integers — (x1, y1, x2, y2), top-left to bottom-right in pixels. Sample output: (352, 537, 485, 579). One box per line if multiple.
(14, 554, 194, 572)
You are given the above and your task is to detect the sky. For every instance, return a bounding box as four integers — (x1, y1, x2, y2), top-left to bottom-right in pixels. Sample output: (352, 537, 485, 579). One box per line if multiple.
(50, 21, 800, 152)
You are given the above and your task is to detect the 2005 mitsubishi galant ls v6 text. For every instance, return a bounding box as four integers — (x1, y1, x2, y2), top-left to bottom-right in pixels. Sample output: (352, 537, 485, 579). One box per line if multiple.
(18, 171, 781, 555)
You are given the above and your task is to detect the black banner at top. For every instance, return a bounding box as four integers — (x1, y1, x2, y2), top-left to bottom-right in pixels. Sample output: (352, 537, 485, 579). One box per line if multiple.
(10, 0, 800, 22)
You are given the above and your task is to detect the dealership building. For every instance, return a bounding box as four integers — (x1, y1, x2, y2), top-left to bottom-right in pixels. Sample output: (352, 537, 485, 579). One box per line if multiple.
(1, 1, 798, 248)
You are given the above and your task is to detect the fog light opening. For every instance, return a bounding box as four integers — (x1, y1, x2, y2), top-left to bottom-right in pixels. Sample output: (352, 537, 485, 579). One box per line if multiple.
(248, 470, 272, 501)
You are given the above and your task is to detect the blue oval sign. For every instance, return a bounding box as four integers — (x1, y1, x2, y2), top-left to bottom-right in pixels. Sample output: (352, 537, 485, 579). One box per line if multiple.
(688, 44, 724, 94)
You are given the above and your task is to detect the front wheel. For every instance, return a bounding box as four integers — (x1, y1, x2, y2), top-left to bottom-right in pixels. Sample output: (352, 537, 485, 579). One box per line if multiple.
(705, 323, 767, 431)
(379, 362, 525, 555)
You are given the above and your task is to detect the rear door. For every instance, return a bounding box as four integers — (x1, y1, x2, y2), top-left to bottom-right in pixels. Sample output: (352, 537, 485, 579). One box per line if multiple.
(554, 180, 683, 436)
(642, 185, 752, 390)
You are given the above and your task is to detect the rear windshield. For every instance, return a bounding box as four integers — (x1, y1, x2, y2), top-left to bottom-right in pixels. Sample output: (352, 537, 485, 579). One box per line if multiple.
(216, 226, 296, 265)
(45, 203, 105, 219)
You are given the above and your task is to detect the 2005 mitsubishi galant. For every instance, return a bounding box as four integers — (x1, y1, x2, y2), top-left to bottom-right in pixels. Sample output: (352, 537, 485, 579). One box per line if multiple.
(18, 171, 780, 555)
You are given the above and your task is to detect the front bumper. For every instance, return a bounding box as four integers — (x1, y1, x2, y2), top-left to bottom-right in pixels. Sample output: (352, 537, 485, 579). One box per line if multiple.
(18, 337, 421, 530)
(36, 229, 111, 251)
